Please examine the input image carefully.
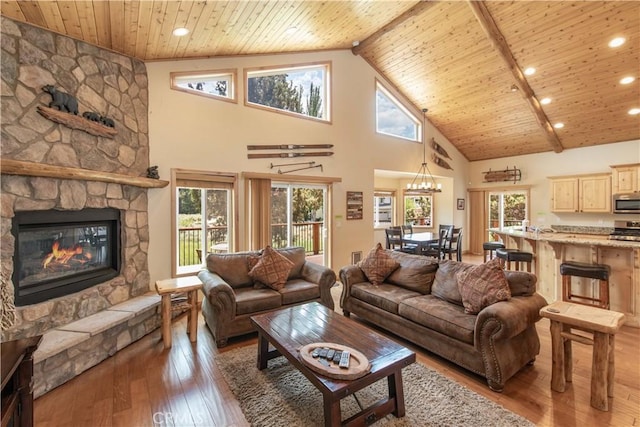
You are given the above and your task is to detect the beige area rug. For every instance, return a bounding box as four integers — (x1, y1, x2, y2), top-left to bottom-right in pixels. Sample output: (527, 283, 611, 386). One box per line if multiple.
(215, 345, 535, 427)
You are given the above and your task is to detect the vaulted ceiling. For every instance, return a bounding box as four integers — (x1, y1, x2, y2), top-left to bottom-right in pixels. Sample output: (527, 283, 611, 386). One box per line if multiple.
(2, 1, 638, 161)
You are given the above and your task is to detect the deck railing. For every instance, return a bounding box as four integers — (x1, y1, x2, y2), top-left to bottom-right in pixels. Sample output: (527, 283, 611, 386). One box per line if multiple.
(178, 221, 323, 266)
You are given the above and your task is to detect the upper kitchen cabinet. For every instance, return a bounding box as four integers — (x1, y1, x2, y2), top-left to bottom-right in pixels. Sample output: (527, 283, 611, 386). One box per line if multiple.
(611, 163, 640, 194)
(549, 173, 611, 213)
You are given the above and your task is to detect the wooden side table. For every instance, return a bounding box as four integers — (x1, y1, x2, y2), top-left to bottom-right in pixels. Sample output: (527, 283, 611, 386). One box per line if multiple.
(155, 276, 203, 349)
(539, 301, 626, 411)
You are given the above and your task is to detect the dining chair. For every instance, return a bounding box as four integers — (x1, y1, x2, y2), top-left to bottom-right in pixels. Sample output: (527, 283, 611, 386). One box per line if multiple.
(401, 224, 413, 235)
(424, 224, 453, 259)
(442, 227, 463, 261)
(421, 228, 449, 259)
(385, 227, 418, 254)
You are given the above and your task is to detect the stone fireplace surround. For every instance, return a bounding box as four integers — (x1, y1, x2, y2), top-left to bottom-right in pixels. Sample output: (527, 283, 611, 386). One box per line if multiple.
(1, 17, 166, 396)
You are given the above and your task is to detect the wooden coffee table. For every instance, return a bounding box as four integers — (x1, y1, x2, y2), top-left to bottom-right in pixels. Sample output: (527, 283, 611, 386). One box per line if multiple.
(250, 302, 416, 426)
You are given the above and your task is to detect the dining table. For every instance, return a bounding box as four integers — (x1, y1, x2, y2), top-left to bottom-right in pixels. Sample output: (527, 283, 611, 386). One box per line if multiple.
(402, 232, 438, 251)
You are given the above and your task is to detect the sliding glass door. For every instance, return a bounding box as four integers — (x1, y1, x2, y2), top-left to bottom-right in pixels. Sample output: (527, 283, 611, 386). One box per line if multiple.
(271, 183, 327, 265)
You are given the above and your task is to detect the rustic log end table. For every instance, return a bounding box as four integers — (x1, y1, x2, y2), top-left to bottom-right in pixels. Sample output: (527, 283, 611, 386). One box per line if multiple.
(155, 276, 202, 349)
(540, 301, 626, 411)
(251, 302, 416, 426)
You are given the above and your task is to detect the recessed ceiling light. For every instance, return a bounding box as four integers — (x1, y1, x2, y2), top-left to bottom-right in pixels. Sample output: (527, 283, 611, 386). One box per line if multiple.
(553, 122, 564, 129)
(608, 37, 626, 48)
(540, 97, 551, 105)
(629, 108, 640, 115)
(173, 27, 189, 37)
(620, 76, 636, 85)
(524, 67, 536, 76)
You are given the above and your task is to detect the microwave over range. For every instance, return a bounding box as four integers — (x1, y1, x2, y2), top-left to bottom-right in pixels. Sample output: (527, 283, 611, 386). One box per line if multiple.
(613, 192, 640, 214)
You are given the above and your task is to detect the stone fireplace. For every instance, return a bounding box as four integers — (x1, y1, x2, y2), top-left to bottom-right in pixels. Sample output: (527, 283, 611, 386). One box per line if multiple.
(0, 14, 170, 394)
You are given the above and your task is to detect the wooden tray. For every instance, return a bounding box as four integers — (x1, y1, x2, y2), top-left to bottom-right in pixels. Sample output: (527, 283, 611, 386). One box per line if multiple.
(298, 342, 371, 380)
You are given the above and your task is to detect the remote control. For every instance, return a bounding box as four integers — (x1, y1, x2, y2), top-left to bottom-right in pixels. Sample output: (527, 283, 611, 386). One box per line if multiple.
(339, 351, 350, 369)
(326, 349, 335, 360)
(332, 351, 342, 364)
(311, 348, 320, 358)
(318, 348, 328, 359)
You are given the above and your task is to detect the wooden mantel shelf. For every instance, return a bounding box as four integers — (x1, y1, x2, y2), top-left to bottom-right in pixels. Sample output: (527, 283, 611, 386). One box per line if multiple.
(1, 159, 169, 188)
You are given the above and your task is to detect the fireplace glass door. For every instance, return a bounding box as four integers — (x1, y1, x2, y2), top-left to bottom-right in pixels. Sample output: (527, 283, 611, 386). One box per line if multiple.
(12, 209, 121, 306)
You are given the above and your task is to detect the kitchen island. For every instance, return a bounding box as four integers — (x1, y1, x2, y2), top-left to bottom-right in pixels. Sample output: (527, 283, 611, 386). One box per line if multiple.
(489, 227, 640, 327)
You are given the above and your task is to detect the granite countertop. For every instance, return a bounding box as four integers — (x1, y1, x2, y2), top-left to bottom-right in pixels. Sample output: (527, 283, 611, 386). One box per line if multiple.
(489, 227, 640, 249)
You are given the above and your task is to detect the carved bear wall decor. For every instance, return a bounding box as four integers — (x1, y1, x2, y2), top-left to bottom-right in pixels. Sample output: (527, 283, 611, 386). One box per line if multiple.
(100, 116, 115, 127)
(82, 111, 115, 128)
(82, 111, 101, 122)
(42, 85, 78, 115)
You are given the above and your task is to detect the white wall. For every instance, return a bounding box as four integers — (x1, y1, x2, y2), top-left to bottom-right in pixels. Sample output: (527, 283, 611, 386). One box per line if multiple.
(468, 140, 640, 229)
(146, 50, 469, 284)
(146, 49, 636, 286)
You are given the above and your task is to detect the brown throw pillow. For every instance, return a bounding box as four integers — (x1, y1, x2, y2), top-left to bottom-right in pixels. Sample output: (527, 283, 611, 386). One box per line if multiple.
(357, 243, 400, 286)
(248, 255, 266, 289)
(456, 257, 511, 314)
(248, 246, 294, 291)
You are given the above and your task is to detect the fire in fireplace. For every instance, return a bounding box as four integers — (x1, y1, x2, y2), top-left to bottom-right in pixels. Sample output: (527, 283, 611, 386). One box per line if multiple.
(12, 208, 121, 306)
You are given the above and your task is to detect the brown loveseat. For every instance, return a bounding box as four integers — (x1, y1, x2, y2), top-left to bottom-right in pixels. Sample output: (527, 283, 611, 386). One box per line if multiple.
(198, 246, 336, 347)
(339, 249, 547, 391)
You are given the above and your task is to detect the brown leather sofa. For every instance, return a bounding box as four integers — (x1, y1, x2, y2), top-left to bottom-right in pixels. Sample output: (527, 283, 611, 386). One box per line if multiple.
(339, 250, 547, 391)
(198, 246, 336, 347)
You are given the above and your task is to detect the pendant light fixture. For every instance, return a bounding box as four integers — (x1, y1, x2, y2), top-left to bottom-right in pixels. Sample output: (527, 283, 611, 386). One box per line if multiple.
(406, 108, 442, 193)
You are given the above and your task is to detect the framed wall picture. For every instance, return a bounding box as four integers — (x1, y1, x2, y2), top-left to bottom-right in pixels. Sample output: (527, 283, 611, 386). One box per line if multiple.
(346, 191, 363, 220)
(457, 198, 465, 210)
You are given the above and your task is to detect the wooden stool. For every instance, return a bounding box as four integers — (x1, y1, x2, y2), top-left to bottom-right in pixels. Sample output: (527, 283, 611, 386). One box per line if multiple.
(483, 241, 505, 262)
(155, 276, 203, 349)
(561, 261, 610, 309)
(496, 248, 533, 272)
(539, 301, 625, 411)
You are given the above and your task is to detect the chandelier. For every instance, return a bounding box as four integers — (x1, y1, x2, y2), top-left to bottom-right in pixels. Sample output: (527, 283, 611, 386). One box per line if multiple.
(406, 108, 442, 194)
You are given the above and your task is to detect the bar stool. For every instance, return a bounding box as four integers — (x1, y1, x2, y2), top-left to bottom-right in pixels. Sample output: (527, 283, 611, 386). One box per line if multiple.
(560, 261, 611, 309)
(483, 242, 505, 262)
(496, 248, 533, 272)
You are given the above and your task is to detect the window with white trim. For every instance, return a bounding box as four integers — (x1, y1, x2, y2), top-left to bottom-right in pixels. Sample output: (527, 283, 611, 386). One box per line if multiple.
(170, 69, 236, 102)
(374, 190, 395, 228)
(172, 170, 237, 276)
(245, 62, 330, 121)
(404, 193, 433, 227)
(376, 81, 421, 141)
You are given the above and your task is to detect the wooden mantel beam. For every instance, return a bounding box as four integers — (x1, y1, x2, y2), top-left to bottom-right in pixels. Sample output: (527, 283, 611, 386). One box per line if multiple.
(467, 1, 564, 153)
(0, 158, 169, 189)
(352, 1, 437, 56)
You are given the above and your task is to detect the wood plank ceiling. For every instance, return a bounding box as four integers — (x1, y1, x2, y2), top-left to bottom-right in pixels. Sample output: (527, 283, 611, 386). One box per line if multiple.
(2, 1, 638, 161)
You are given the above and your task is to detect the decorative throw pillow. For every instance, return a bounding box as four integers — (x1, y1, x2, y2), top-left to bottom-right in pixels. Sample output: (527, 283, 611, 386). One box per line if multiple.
(248, 255, 266, 289)
(456, 257, 511, 314)
(357, 243, 400, 286)
(248, 246, 294, 291)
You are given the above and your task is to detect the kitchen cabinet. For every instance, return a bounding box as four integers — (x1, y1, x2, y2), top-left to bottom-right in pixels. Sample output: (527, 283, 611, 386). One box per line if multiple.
(611, 163, 640, 194)
(549, 173, 611, 213)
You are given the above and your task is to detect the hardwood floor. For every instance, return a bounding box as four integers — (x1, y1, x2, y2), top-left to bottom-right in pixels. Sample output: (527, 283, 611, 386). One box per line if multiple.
(34, 256, 640, 426)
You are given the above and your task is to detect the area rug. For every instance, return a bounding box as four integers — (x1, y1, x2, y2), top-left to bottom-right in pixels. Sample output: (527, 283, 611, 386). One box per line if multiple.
(214, 345, 534, 427)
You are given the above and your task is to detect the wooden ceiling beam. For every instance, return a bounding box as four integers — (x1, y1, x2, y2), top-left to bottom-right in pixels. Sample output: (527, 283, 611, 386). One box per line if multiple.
(467, 1, 564, 153)
(351, 1, 437, 56)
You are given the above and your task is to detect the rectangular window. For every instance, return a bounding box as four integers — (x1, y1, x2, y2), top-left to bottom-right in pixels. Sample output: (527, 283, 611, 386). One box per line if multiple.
(374, 190, 395, 228)
(245, 62, 330, 122)
(404, 193, 433, 227)
(488, 190, 528, 239)
(376, 80, 421, 142)
(170, 69, 236, 103)
(172, 170, 236, 276)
